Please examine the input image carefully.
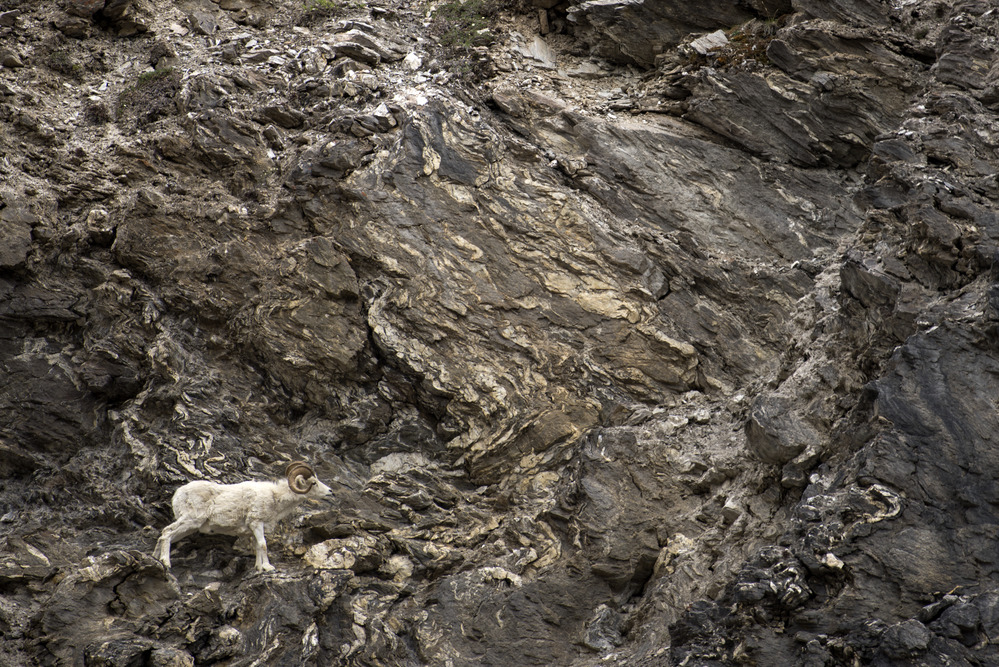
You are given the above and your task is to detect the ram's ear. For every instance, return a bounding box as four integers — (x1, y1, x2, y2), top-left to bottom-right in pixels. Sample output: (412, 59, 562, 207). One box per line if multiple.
(286, 461, 316, 494)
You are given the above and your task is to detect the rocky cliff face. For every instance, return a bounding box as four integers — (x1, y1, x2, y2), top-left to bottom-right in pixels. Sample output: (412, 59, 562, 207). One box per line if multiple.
(2, 0, 999, 664)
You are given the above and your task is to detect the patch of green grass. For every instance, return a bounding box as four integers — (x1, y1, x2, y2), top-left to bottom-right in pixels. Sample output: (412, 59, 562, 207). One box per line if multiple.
(136, 67, 175, 86)
(298, 0, 358, 25)
(432, 0, 495, 49)
(304, 0, 338, 10)
(45, 48, 85, 79)
(429, 0, 500, 84)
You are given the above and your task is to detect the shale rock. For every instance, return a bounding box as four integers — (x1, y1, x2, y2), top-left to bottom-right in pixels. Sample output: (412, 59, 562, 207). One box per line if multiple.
(567, 0, 757, 67)
(2, 0, 999, 665)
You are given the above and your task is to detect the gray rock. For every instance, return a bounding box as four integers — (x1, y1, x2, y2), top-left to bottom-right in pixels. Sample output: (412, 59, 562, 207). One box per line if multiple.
(330, 41, 381, 65)
(101, 0, 133, 21)
(689, 30, 729, 55)
(567, 0, 755, 66)
(0, 209, 32, 269)
(63, 0, 104, 18)
(242, 48, 278, 63)
(583, 604, 624, 651)
(565, 60, 607, 79)
(84, 639, 155, 667)
(746, 396, 821, 465)
(333, 28, 405, 62)
(516, 35, 558, 69)
(352, 103, 397, 133)
(187, 10, 220, 36)
(0, 51, 24, 68)
(0, 10, 22, 26)
(54, 15, 92, 38)
(149, 647, 195, 667)
(881, 619, 932, 659)
(258, 105, 306, 129)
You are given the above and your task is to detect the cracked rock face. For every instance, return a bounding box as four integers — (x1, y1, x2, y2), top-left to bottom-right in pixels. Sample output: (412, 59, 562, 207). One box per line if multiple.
(2, 0, 999, 665)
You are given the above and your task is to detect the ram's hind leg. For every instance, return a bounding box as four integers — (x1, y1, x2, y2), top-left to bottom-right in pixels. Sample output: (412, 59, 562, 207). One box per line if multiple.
(250, 522, 274, 572)
(154, 519, 201, 569)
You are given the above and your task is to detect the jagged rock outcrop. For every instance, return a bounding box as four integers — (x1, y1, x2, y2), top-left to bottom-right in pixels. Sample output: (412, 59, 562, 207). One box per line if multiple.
(566, 0, 793, 67)
(2, 0, 999, 665)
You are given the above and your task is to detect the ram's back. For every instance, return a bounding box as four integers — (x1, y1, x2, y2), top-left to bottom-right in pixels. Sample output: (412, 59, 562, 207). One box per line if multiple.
(172, 480, 273, 535)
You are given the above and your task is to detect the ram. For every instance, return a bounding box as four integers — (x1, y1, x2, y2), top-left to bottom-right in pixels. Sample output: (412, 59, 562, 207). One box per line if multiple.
(154, 461, 331, 572)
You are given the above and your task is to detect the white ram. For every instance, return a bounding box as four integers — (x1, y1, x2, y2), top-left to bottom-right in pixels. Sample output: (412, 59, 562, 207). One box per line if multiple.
(154, 461, 332, 572)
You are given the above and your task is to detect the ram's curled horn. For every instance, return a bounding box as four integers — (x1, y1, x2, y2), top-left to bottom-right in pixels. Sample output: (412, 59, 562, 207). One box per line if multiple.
(286, 461, 316, 494)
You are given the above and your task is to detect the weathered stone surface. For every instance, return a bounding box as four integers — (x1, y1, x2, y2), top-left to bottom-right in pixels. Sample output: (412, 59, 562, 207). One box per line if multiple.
(0, 199, 33, 268)
(689, 30, 728, 56)
(567, 0, 757, 67)
(63, 0, 105, 18)
(257, 104, 306, 128)
(331, 42, 381, 65)
(0, 10, 21, 27)
(333, 27, 405, 63)
(3, 0, 999, 665)
(100, 0, 133, 21)
(54, 14, 92, 38)
(745, 395, 821, 465)
(187, 10, 220, 36)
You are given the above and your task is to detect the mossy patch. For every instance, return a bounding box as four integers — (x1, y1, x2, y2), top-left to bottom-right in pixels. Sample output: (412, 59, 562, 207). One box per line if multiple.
(297, 0, 360, 26)
(44, 48, 85, 79)
(431, 0, 495, 49)
(682, 15, 790, 71)
(117, 68, 182, 126)
(429, 0, 501, 83)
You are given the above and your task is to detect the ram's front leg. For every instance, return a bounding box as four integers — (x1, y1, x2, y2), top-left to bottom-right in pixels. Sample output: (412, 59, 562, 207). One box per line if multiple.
(250, 522, 275, 571)
(154, 518, 201, 569)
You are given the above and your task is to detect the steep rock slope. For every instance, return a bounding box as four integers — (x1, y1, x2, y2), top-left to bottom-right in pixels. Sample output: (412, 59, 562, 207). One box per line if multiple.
(1, 0, 998, 665)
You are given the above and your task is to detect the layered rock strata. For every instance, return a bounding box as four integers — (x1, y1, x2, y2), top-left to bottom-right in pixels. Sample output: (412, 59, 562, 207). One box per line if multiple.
(2, 0, 998, 665)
